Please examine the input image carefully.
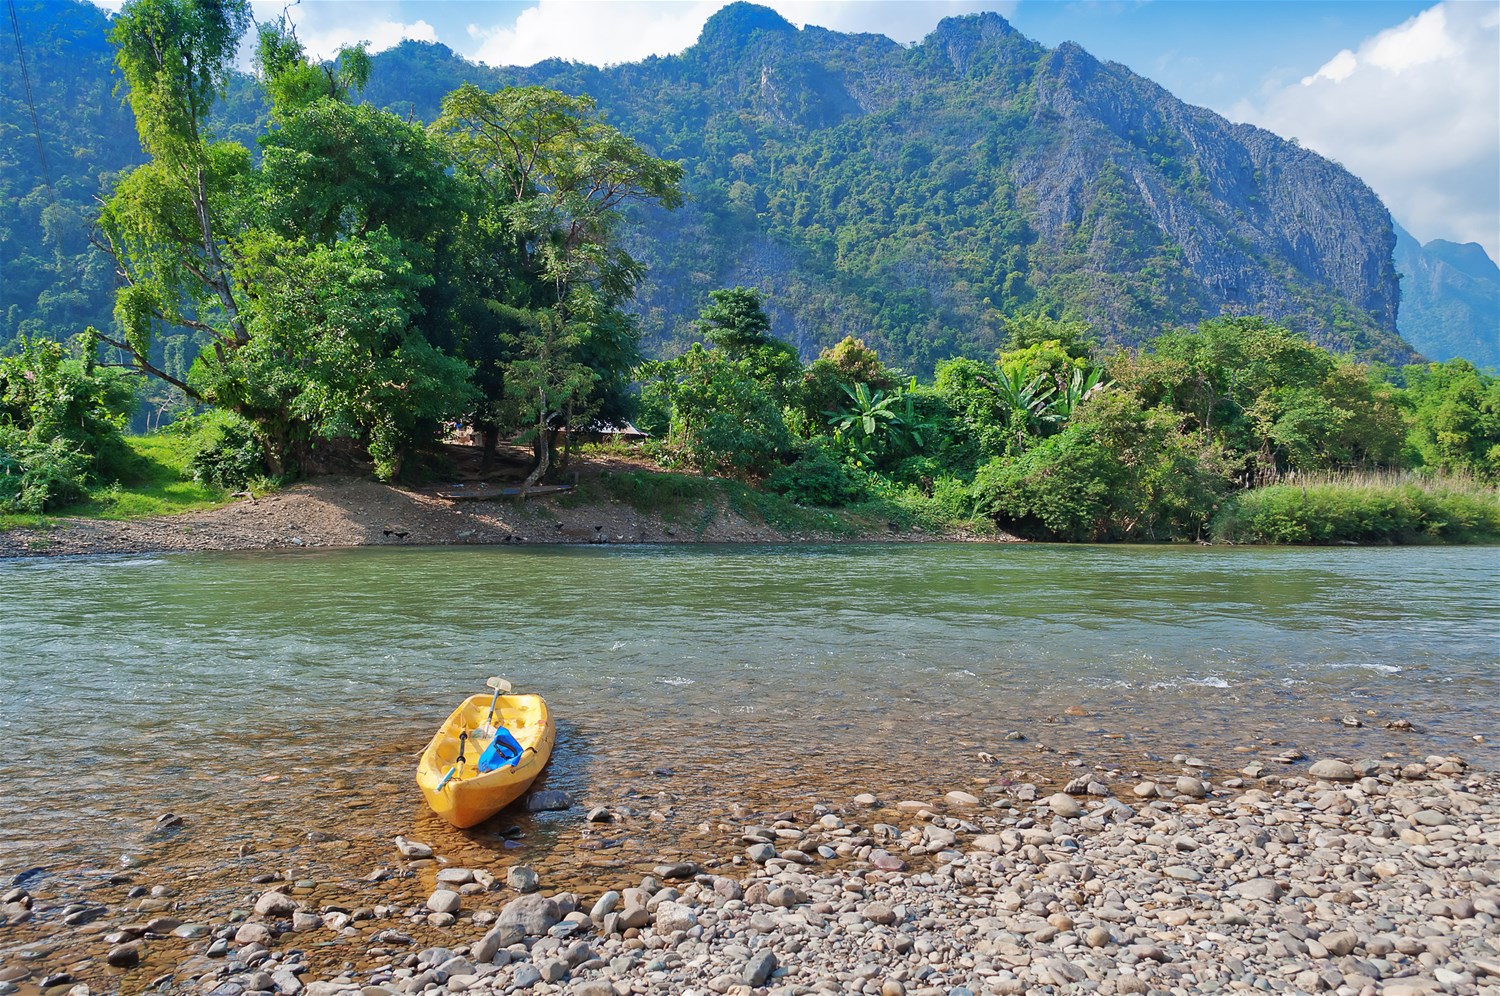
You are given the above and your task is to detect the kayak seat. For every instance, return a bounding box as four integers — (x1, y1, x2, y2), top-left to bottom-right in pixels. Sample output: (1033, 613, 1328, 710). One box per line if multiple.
(434, 736, 463, 764)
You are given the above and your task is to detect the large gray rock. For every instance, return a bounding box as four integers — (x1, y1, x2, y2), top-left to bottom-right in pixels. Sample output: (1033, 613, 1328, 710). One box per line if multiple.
(426, 890, 461, 915)
(506, 866, 539, 893)
(1231, 878, 1283, 902)
(253, 892, 297, 917)
(472, 922, 524, 963)
(1308, 759, 1357, 782)
(653, 901, 698, 934)
(497, 894, 561, 936)
(743, 949, 777, 986)
(1047, 793, 1083, 818)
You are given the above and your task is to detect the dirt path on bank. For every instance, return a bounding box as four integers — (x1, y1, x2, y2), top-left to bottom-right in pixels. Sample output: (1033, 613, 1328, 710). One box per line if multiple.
(0, 462, 1003, 559)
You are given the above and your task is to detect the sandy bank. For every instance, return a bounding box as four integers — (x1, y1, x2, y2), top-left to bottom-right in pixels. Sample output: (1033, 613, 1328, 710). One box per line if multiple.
(0, 472, 1002, 560)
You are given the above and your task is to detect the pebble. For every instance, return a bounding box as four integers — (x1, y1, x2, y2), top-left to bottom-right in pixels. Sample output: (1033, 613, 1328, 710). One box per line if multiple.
(522, 789, 571, 812)
(393, 836, 432, 859)
(1047, 793, 1083, 818)
(505, 866, 539, 893)
(425, 890, 461, 915)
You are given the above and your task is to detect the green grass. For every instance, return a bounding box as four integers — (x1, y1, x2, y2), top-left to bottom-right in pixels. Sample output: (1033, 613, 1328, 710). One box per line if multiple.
(564, 466, 986, 540)
(0, 433, 228, 530)
(1213, 472, 1500, 545)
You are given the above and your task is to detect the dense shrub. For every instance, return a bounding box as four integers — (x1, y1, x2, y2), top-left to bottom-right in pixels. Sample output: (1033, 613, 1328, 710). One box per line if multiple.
(972, 390, 1233, 541)
(0, 335, 136, 513)
(171, 410, 268, 489)
(0, 426, 92, 513)
(639, 344, 793, 477)
(766, 445, 868, 506)
(1212, 477, 1500, 544)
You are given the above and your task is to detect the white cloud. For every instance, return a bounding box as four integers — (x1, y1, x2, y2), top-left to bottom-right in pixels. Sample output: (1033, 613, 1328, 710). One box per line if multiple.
(467, 2, 724, 68)
(1303, 49, 1355, 85)
(1236, 2, 1499, 260)
(244, 1, 435, 62)
(463, 0, 1015, 68)
(1364, 5, 1457, 72)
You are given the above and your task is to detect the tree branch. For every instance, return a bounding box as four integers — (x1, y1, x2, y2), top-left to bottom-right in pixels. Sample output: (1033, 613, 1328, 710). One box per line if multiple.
(94, 331, 203, 400)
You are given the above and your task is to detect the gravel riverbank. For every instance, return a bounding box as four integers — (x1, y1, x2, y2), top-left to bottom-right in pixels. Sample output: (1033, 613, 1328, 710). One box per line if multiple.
(2, 753, 1496, 996)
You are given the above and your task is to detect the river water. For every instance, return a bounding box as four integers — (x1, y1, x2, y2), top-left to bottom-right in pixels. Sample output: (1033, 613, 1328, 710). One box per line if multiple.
(0, 543, 1496, 913)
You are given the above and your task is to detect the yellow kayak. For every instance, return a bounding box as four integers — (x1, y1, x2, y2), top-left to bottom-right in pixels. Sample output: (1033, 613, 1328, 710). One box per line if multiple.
(416, 690, 554, 828)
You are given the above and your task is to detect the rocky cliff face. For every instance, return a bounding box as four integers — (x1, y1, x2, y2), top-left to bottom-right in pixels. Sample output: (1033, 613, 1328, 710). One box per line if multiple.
(1394, 224, 1499, 367)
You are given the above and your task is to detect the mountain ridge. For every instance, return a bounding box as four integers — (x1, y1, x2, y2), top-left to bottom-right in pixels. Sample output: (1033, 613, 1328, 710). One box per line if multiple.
(3, 0, 1495, 372)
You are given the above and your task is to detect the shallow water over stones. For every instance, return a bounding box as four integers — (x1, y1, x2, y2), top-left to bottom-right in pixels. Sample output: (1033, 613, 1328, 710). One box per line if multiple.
(0, 542, 1495, 984)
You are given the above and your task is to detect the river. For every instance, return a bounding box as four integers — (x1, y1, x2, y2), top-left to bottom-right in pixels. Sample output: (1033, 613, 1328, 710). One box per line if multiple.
(0, 543, 1495, 909)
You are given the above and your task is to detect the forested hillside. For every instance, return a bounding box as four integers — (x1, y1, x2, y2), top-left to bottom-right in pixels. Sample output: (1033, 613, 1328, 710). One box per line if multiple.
(2, 0, 1495, 373)
(1, 0, 131, 343)
(357, 4, 1414, 370)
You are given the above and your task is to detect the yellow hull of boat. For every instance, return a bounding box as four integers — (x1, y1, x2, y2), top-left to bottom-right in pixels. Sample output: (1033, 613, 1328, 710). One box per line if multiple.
(416, 693, 554, 829)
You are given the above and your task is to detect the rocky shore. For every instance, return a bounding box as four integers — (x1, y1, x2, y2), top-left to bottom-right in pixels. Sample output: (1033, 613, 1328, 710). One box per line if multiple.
(3, 754, 1496, 996)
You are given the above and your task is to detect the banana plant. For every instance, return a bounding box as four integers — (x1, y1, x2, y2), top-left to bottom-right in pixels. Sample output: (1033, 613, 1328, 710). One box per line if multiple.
(826, 381, 906, 467)
(1049, 366, 1110, 420)
(993, 363, 1055, 434)
(827, 381, 902, 438)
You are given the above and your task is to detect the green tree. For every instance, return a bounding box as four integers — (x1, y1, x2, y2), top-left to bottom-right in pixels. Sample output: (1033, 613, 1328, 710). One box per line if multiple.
(432, 84, 683, 477)
(638, 344, 792, 477)
(94, 6, 476, 477)
(691, 287, 801, 406)
(1001, 313, 1096, 358)
(973, 388, 1233, 541)
(94, 0, 255, 393)
(1402, 359, 1500, 480)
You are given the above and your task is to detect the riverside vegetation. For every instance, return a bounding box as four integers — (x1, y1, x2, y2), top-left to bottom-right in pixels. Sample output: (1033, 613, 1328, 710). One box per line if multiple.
(2, 0, 1497, 545)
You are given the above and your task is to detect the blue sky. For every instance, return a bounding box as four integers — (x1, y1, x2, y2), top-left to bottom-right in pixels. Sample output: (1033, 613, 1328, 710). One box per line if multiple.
(87, 0, 1500, 259)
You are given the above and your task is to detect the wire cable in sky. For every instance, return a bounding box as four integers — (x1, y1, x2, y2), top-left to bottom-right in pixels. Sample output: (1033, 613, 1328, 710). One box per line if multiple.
(7, 0, 55, 199)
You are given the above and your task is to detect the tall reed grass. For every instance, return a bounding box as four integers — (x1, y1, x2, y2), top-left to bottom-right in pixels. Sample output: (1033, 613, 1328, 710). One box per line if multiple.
(1212, 472, 1499, 545)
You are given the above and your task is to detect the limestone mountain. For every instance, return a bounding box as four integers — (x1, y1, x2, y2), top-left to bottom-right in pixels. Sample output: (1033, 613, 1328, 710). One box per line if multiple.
(1393, 224, 1499, 369)
(363, 3, 1411, 369)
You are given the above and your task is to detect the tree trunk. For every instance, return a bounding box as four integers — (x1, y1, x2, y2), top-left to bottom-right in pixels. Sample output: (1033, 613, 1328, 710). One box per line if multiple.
(520, 394, 550, 496)
(480, 423, 498, 475)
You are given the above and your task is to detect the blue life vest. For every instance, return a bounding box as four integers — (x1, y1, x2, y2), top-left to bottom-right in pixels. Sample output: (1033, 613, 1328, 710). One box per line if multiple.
(477, 728, 525, 773)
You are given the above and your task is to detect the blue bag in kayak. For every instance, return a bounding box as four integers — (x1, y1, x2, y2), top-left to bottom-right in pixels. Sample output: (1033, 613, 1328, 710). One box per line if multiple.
(477, 727, 525, 773)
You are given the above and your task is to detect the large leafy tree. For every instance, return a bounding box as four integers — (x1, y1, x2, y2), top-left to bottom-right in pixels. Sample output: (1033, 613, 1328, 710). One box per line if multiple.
(1118, 315, 1405, 478)
(93, 0, 475, 476)
(431, 84, 683, 486)
(94, 0, 253, 387)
